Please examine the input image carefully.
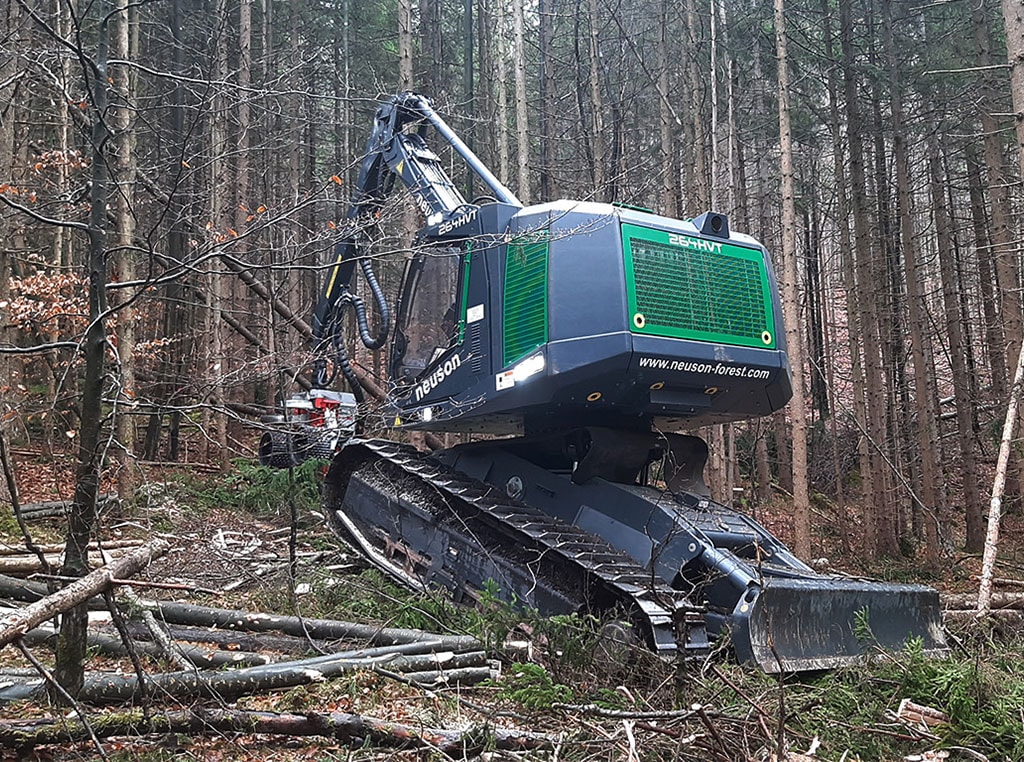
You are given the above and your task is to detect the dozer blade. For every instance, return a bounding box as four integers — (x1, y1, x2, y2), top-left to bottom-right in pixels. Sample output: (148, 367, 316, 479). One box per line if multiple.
(730, 576, 947, 673)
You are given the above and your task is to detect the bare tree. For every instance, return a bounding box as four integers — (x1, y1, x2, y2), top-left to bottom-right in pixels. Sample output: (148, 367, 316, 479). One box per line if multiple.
(774, 0, 810, 556)
(50, 0, 115, 697)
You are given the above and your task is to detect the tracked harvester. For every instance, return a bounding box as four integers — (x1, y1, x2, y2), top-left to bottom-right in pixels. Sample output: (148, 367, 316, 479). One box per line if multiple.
(262, 92, 946, 672)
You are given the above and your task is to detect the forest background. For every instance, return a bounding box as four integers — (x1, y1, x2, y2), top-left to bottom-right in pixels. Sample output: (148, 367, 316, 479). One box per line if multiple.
(3, 0, 1024, 575)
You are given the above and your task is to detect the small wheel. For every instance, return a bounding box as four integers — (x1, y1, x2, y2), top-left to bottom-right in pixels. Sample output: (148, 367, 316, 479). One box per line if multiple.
(301, 434, 336, 461)
(297, 426, 336, 462)
(258, 430, 298, 468)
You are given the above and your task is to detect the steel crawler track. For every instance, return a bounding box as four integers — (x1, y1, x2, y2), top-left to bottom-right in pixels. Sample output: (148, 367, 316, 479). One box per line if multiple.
(323, 439, 708, 660)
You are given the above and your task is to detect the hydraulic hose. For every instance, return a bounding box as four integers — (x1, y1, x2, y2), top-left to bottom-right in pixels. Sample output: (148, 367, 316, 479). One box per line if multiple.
(332, 329, 365, 405)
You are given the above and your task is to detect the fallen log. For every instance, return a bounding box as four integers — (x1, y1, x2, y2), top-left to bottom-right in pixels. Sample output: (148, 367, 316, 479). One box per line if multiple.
(0, 707, 554, 753)
(114, 621, 331, 656)
(969, 575, 1024, 589)
(390, 666, 498, 687)
(0, 576, 480, 653)
(0, 642, 492, 704)
(944, 609, 1024, 626)
(0, 539, 169, 651)
(0, 539, 143, 556)
(7, 495, 118, 520)
(0, 550, 132, 576)
(19, 623, 272, 670)
(0, 575, 64, 604)
(943, 592, 1024, 611)
(141, 600, 481, 650)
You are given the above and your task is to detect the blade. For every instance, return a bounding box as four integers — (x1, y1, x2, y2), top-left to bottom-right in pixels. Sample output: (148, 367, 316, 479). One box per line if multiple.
(731, 576, 947, 673)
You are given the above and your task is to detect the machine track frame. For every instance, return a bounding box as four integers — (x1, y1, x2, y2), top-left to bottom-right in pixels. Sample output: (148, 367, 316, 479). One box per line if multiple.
(323, 439, 709, 660)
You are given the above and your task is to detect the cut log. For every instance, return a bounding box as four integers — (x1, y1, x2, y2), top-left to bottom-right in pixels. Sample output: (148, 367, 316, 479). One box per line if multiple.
(0, 642, 491, 704)
(0, 707, 554, 753)
(0, 539, 169, 651)
(113, 621, 331, 655)
(943, 592, 1024, 610)
(142, 600, 481, 650)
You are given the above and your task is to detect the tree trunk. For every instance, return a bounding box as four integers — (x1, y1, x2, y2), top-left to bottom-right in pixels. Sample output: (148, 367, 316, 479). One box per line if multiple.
(54, 0, 116, 698)
(987, 0, 1024, 379)
(980, 0, 1024, 612)
(584, 0, 605, 200)
(882, 3, 940, 562)
(512, 0, 530, 203)
(977, 335, 1024, 614)
(658, 0, 679, 217)
(0, 0, 19, 393)
(111, 0, 139, 500)
(207, 0, 230, 466)
(965, 146, 1006, 403)
(494, 0, 510, 184)
(840, 0, 890, 557)
(930, 143, 983, 552)
(684, 0, 708, 210)
(774, 0, 810, 558)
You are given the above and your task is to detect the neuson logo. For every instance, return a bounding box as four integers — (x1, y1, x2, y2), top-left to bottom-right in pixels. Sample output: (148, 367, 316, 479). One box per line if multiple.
(414, 353, 463, 401)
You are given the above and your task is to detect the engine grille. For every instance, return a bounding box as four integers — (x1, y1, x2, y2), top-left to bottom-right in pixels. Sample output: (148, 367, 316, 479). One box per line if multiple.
(503, 235, 549, 366)
(622, 223, 776, 349)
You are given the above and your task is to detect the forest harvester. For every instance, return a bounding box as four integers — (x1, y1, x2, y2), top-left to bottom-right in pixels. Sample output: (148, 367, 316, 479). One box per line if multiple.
(258, 92, 946, 672)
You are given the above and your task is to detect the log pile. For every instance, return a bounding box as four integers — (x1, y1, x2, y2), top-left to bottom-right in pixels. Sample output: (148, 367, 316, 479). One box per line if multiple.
(943, 588, 1024, 627)
(0, 543, 503, 756)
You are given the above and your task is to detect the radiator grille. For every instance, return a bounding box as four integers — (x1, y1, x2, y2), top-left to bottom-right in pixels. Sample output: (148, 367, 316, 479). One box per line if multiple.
(503, 235, 549, 366)
(623, 224, 775, 349)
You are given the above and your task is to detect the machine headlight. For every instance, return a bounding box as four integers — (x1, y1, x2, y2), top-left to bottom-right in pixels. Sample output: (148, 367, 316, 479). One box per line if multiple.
(512, 353, 545, 382)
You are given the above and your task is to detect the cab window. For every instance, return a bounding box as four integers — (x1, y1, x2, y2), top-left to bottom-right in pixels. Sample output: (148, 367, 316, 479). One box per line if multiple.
(393, 248, 462, 382)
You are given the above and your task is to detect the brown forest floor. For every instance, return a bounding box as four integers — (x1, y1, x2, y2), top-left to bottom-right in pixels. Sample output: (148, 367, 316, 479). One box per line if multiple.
(1, 442, 1022, 761)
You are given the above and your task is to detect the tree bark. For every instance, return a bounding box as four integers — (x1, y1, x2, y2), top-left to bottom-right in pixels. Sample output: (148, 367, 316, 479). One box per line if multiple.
(0, 707, 553, 753)
(977, 335, 1024, 614)
(774, 0, 811, 557)
(0, 539, 169, 651)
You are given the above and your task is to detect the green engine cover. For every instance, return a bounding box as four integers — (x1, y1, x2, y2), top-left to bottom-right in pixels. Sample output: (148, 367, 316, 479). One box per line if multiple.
(503, 233, 549, 366)
(622, 223, 777, 350)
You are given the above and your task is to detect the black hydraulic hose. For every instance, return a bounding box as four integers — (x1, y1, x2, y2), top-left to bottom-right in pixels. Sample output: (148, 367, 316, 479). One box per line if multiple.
(355, 257, 390, 349)
(332, 331, 365, 405)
